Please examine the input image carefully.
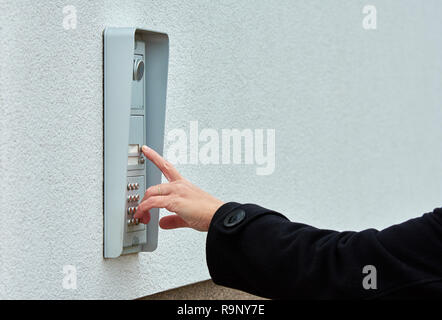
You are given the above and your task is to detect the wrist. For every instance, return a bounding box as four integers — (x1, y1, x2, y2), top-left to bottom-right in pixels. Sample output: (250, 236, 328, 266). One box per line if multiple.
(203, 200, 224, 231)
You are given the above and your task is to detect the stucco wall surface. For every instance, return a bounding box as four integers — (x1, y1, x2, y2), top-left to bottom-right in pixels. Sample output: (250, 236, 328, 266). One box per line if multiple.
(1, 0, 442, 299)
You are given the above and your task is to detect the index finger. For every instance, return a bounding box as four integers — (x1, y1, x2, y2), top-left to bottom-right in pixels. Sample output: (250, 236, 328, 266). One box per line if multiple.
(141, 145, 182, 182)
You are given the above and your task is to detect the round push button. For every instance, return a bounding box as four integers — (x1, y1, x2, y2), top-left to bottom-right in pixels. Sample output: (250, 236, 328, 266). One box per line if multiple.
(133, 59, 144, 81)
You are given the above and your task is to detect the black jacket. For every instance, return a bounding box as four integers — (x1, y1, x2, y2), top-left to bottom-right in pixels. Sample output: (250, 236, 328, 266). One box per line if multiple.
(206, 202, 442, 299)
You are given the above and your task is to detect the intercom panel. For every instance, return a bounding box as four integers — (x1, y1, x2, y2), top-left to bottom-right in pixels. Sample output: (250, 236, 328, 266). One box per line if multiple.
(103, 28, 169, 258)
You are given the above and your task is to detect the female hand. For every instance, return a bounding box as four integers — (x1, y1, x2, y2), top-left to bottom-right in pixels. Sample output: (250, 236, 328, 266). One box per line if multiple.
(134, 145, 224, 232)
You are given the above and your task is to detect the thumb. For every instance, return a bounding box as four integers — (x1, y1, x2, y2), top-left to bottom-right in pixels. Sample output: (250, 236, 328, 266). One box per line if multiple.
(159, 215, 189, 229)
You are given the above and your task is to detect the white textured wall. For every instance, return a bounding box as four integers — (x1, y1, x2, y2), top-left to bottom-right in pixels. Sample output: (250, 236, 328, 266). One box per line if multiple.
(1, 0, 442, 299)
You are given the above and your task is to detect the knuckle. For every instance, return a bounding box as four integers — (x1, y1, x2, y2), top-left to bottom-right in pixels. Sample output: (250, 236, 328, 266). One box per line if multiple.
(145, 187, 153, 197)
(169, 182, 181, 195)
(179, 181, 189, 192)
(176, 184, 187, 196)
(164, 160, 173, 169)
(170, 181, 181, 190)
(165, 197, 177, 212)
(137, 202, 146, 212)
(160, 160, 169, 172)
(168, 184, 177, 195)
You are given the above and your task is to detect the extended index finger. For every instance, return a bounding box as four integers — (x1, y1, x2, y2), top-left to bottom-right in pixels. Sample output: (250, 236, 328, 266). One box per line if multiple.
(141, 145, 182, 182)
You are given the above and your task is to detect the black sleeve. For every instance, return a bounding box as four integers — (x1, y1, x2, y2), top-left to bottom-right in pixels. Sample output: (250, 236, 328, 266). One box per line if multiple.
(205, 202, 442, 299)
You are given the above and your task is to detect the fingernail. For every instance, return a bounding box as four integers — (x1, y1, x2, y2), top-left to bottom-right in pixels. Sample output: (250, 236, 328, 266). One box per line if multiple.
(142, 145, 149, 152)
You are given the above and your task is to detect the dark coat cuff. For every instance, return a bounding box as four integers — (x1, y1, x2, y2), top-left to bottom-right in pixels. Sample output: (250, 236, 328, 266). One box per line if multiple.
(205, 202, 288, 291)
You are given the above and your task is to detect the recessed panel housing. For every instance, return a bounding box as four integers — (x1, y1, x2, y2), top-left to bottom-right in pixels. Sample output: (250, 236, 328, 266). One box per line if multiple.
(103, 28, 169, 258)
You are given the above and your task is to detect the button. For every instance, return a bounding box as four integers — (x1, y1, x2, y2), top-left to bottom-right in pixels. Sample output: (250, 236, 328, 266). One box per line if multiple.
(223, 209, 246, 227)
(133, 58, 144, 81)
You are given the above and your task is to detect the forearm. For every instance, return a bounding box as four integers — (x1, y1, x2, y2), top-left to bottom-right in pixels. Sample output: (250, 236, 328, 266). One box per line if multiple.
(206, 203, 442, 299)
(135, 146, 442, 298)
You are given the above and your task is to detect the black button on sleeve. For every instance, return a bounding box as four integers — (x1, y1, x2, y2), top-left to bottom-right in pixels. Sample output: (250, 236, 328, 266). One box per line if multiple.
(223, 209, 246, 227)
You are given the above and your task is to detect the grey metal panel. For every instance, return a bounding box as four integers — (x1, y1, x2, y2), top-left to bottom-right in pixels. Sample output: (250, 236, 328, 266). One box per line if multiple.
(103, 27, 135, 258)
(142, 31, 169, 252)
(103, 27, 169, 258)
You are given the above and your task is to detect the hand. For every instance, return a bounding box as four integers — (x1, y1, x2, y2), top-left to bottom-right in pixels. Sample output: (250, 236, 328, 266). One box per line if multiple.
(134, 145, 224, 232)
